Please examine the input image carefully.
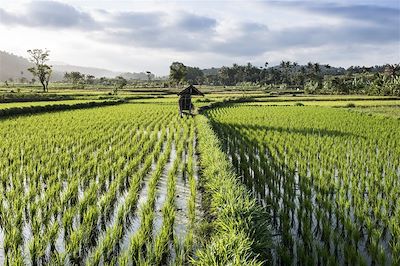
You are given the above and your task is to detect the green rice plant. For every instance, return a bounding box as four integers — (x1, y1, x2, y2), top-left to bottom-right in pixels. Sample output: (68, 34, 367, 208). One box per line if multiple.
(47, 221, 60, 251)
(87, 124, 172, 265)
(206, 104, 400, 263)
(5, 248, 24, 266)
(151, 151, 182, 264)
(28, 236, 46, 266)
(193, 115, 271, 265)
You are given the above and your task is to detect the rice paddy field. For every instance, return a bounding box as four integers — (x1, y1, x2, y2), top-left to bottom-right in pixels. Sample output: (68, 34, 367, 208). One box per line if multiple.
(207, 105, 400, 265)
(0, 92, 399, 265)
(0, 100, 104, 110)
(352, 106, 400, 118)
(0, 104, 203, 265)
(238, 100, 400, 107)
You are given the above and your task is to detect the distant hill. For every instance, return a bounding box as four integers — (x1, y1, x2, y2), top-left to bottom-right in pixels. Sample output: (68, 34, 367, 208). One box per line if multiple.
(0, 51, 34, 81)
(119, 72, 155, 81)
(0, 51, 152, 82)
(52, 64, 117, 79)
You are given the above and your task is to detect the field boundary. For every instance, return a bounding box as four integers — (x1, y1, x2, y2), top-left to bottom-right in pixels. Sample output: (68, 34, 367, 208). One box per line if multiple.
(193, 115, 271, 265)
(0, 93, 75, 103)
(0, 99, 126, 118)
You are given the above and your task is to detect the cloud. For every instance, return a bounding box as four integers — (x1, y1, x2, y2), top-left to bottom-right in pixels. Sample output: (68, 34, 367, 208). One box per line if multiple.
(109, 11, 164, 29)
(176, 13, 217, 32)
(310, 4, 400, 26)
(211, 22, 270, 56)
(0, 0, 399, 70)
(210, 19, 399, 57)
(1, 1, 398, 57)
(267, 1, 400, 28)
(96, 1, 399, 58)
(0, 8, 26, 24)
(0, 1, 98, 29)
(101, 11, 217, 52)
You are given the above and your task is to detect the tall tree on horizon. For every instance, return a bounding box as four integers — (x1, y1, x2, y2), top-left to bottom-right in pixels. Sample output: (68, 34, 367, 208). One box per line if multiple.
(169, 62, 187, 87)
(27, 49, 52, 92)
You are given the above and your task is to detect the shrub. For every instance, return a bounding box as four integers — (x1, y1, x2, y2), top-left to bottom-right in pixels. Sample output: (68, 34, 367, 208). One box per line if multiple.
(346, 103, 356, 108)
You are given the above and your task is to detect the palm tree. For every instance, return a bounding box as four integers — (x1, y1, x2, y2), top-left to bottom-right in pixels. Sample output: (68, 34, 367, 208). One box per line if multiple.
(280, 61, 292, 84)
(313, 63, 321, 75)
(384, 64, 400, 77)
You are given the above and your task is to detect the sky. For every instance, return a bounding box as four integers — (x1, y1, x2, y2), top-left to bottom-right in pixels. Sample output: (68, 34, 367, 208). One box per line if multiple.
(0, 0, 399, 75)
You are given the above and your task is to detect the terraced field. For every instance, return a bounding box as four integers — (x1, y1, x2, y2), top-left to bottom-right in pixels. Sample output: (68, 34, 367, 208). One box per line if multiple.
(0, 100, 103, 109)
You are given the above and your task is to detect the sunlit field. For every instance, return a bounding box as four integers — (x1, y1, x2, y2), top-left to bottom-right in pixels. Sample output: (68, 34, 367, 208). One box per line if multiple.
(0, 82, 399, 265)
(207, 105, 400, 265)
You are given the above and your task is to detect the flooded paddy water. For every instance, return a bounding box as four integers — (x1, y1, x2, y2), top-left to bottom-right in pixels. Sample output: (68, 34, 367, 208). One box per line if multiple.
(208, 105, 400, 265)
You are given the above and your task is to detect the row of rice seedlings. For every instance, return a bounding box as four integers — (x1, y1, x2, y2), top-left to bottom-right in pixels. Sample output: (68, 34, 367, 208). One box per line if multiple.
(229, 122, 357, 264)
(117, 132, 174, 265)
(20, 121, 140, 262)
(169, 159, 188, 266)
(150, 154, 181, 264)
(60, 126, 160, 258)
(150, 122, 188, 265)
(88, 128, 172, 265)
(182, 120, 198, 262)
(2, 201, 25, 265)
(207, 105, 399, 264)
(97, 130, 159, 227)
(0, 104, 178, 263)
(1, 159, 31, 264)
(18, 109, 168, 262)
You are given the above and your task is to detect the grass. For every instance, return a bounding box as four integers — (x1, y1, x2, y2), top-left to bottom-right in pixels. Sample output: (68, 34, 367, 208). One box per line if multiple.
(193, 115, 271, 265)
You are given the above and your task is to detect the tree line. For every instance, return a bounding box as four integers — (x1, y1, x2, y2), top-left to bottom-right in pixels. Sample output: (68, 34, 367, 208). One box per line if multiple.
(21, 49, 400, 96)
(169, 61, 400, 96)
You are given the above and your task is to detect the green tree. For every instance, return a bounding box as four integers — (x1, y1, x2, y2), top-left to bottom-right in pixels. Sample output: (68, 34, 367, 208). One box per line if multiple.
(280, 60, 291, 84)
(304, 80, 319, 94)
(295, 66, 307, 87)
(306, 62, 322, 86)
(27, 49, 52, 92)
(185, 66, 204, 85)
(99, 77, 110, 85)
(218, 66, 235, 86)
(169, 62, 187, 87)
(64, 72, 85, 88)
(86, 75, 95, 85)
(113, 76, 127, 94)
(384, 64, 400, 77)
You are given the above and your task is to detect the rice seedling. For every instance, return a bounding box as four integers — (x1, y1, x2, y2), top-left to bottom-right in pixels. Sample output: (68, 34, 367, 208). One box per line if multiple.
(0, 102, 275, 265)
(206, 105, 399, 264)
